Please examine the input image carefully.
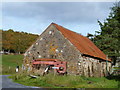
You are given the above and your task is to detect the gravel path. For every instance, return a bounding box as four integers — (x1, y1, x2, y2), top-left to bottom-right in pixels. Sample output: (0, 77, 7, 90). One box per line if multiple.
(1, 75, 40, 88)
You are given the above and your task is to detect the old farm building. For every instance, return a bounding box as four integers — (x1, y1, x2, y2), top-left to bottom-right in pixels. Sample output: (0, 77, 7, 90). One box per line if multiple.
(23, 23, 111, 77)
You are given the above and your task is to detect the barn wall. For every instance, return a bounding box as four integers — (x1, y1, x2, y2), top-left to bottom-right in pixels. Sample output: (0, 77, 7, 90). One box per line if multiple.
(23, 24, 112, 77)
(77, 56, 111, 77)
(23, 24, 81, 75)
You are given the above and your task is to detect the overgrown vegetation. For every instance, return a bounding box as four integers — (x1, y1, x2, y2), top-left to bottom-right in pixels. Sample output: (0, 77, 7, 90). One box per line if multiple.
(2, 55, 23, 74)
(1, 29, 39, 53)
(9, 73, 119, 88)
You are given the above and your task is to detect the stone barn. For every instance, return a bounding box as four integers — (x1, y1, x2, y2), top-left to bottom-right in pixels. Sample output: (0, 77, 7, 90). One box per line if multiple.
(23, 23, 111, 77)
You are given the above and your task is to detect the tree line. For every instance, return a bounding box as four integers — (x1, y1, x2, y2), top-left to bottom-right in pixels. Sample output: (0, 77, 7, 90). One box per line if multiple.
(87, 2, 120, 64)
(1, 29, 39, 54)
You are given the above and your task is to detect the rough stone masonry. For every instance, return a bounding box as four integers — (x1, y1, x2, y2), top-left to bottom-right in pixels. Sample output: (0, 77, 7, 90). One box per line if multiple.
(23, 23, 112, 77)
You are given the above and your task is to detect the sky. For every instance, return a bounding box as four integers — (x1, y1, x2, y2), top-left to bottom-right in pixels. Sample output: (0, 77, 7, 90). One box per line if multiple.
(1, 2, 115, 36)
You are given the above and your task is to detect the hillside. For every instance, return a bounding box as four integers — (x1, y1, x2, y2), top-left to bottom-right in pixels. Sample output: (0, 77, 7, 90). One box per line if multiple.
(1, 29, 39, 53)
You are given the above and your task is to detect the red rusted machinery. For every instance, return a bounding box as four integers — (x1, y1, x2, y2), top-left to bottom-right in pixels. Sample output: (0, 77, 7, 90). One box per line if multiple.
(32, 58, 67, 75)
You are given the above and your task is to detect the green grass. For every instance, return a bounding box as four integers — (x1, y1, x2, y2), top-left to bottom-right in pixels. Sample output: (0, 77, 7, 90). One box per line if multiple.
(9, 73, 119, 88)
(1, 55, 119, 88)
(1, 54, 23, 74)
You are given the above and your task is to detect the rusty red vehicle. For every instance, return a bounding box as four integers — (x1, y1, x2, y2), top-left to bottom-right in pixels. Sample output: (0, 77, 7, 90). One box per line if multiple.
(32, 58, 67, 75)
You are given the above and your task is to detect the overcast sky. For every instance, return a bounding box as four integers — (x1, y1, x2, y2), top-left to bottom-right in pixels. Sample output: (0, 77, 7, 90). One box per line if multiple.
(1, 2, 114, 36)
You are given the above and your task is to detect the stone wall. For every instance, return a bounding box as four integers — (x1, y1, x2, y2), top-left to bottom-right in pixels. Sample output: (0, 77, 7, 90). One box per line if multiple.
(77, 55, 111, 77)
(23, 24, 111, 77)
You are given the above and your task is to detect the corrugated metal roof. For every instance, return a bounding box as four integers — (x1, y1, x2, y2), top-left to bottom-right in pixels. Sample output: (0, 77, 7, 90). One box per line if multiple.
(52, 23, 111, 61)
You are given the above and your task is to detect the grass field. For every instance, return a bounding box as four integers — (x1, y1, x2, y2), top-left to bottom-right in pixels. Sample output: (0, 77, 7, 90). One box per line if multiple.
(9, 73, 119, 88)
(2, 55, 119, 88)
(2, 54, 23, 74)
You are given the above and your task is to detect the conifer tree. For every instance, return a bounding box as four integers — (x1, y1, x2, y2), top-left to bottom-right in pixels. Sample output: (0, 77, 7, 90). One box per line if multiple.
(93, 2, 120, 64)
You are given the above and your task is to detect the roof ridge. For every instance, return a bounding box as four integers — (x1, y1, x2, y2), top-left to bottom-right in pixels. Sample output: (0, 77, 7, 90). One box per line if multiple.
(52, 23, 84, 36)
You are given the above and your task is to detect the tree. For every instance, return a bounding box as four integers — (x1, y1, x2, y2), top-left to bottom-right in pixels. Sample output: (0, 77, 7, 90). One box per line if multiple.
(2, 29, 39, 53)
(92, 2, 120, 65)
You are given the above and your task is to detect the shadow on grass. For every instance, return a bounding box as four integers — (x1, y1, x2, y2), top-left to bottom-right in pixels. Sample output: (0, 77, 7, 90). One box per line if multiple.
(105, 75, 120, 81)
